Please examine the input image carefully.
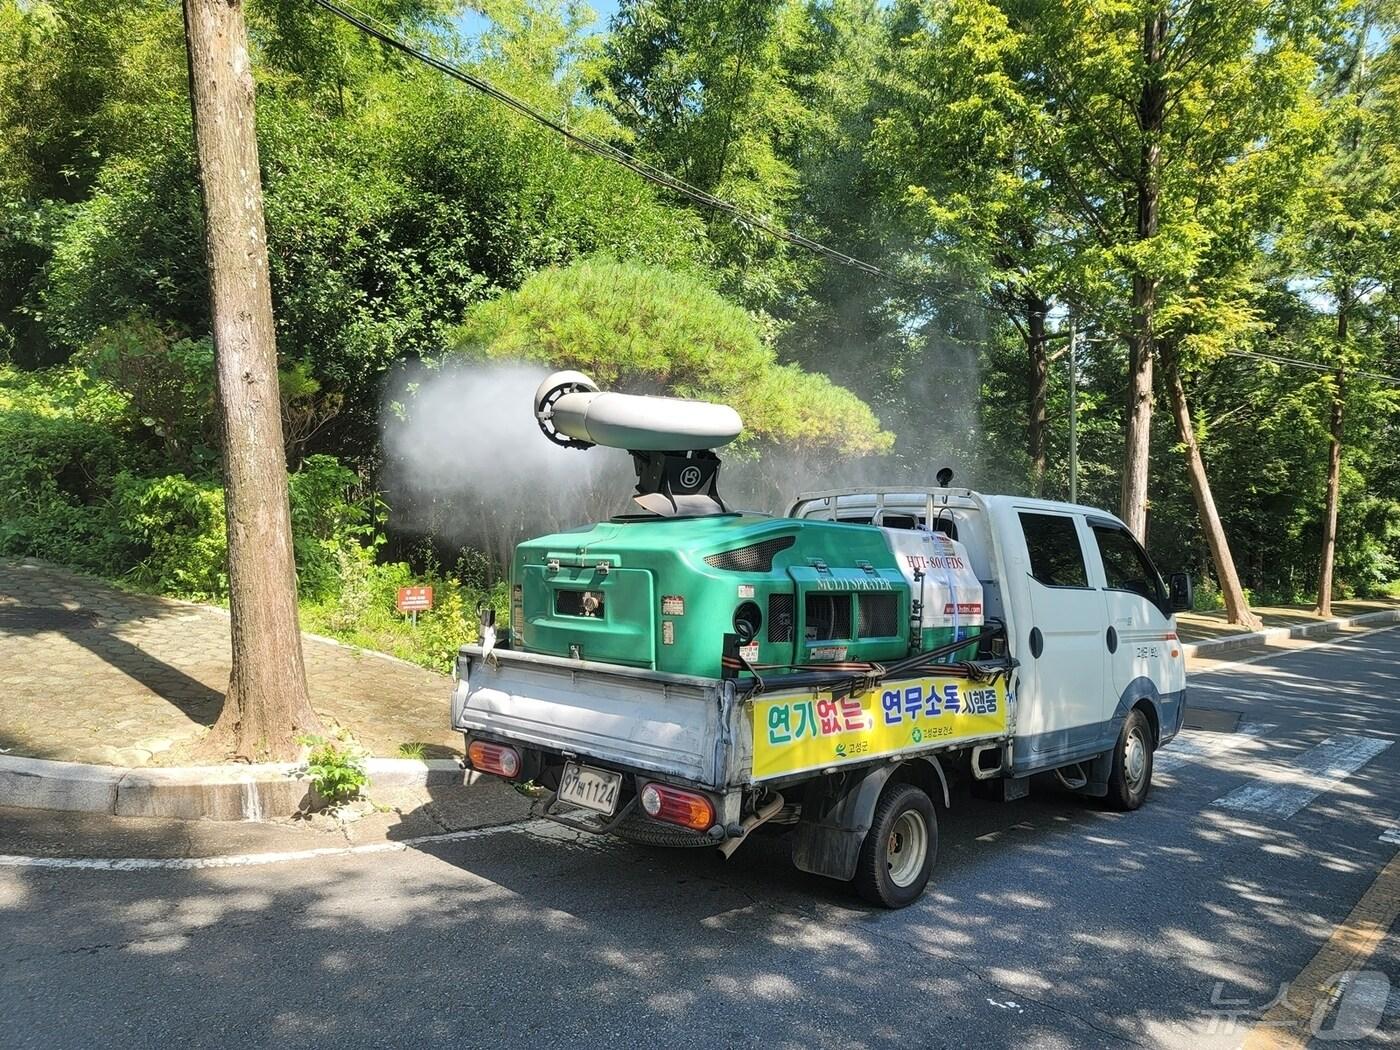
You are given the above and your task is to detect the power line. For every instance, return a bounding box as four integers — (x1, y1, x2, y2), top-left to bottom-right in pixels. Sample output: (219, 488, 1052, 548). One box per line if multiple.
(1221, 347, 1400, 386)
(307, 0, 905, 283)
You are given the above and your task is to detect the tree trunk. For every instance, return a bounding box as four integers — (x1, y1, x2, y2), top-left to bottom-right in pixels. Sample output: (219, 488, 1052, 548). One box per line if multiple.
(1315, 308, 1347, 618)
(1122, 284, 1155, 542)
(184, 0, 320, 760)
(1121, 6, 1169, 543)
(1026, 293, 1049, 496)
(1162, 345, 1261, 629)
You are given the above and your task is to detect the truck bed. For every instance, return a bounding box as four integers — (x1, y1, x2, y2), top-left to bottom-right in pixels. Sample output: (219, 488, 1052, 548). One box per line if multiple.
(453, 646, 1015, 792)
(452, 646, 745, 789)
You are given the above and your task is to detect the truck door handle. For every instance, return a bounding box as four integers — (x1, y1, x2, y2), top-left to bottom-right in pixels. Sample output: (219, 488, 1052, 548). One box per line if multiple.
(1106, 626, 1118, 653)
(1029, 627, 1043, 658)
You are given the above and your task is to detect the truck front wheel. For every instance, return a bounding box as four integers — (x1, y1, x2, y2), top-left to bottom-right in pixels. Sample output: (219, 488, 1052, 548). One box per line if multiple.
(852, 783, 937, 908)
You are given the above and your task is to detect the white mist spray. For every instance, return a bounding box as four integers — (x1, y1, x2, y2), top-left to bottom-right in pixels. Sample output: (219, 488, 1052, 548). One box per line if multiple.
(380, 362, 635, 570)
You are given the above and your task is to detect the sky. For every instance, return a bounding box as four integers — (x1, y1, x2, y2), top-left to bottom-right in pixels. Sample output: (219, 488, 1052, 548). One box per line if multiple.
(456, 1, 622, 39)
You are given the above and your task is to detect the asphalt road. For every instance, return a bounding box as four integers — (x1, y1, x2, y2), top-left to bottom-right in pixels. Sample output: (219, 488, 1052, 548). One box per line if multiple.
(3, 628, 1400, 1049)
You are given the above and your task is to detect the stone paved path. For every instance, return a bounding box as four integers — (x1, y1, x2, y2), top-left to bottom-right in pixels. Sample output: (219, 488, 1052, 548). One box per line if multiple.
(0, 559, 458, 766)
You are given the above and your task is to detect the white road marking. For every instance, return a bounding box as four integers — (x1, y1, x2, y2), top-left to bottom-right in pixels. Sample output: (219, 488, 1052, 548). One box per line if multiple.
(0, 819, 551, 872)
(1379, 826, 1400, 846)
(1154, 722, 1274, 774)
(986, 998, 1024, 1012)
(1211, 735, 1393, 819)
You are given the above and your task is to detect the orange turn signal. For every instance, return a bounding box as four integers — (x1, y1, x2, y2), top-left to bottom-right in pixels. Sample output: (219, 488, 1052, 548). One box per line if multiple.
(639, 782, 715, 831)
(468, 740, 521, 779)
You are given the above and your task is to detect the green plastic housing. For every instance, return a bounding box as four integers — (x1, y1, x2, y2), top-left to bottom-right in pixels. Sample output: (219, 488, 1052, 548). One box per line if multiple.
(511, 513, 938, 679)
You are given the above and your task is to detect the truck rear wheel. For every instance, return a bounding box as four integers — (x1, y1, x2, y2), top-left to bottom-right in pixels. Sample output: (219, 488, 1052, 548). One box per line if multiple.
(1106, 707, 1154, 811)
(852, 783, 937, 908)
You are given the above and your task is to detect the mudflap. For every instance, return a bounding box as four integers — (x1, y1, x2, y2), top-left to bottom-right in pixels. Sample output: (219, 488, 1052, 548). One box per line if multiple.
(970, 774, 1030, 802)
(791, 757, 949, 883)
(1083, 749, 1113, 798)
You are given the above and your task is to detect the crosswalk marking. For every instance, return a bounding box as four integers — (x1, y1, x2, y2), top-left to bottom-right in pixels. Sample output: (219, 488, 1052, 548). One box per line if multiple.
(1212, 735, 1392, 819)
(1154, 722, 1274, 774)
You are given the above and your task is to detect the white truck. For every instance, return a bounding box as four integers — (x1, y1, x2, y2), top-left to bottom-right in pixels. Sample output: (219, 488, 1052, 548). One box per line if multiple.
(452, 482, 1191, 908)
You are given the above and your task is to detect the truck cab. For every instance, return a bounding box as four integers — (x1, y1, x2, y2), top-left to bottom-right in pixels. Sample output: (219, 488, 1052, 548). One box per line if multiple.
(790, 489, 1189, 783)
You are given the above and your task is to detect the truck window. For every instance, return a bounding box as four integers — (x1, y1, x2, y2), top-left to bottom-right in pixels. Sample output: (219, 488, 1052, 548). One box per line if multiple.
(1092, 525, 1167, 606)
(1019, 512, 1089, 588)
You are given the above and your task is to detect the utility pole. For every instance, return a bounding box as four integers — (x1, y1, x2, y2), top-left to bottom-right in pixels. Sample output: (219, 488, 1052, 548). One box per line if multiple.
(183, 0, 320, 759)
(1068, 322, 1079, 505)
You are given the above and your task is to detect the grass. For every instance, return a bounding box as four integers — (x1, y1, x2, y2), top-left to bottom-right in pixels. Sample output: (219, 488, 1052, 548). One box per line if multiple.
(299, 602, 451, 669)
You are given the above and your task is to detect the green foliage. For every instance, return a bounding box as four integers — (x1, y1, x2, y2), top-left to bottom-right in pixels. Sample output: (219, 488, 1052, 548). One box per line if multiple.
(0, 365, 386, 601)
(299, 539, 510, 672)
(1191, 576, 1225, 612)
(288, 455, 375, 602)
(2, 0, 1400, 629)
(298, 733, 369, 805)
(113, 473, 227, 600)
(454, 257, 893, 455)
(3, 0, 712, 456)
(80, 317, 216, 466)
(0, 366, 145, 570)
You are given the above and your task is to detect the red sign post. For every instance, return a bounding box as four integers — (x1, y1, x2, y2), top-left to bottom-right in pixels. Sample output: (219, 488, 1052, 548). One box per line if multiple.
(396, 586, 434, 625)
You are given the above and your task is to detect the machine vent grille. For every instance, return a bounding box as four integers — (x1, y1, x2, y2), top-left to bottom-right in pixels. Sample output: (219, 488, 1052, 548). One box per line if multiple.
(805, 592, 852, 641)
(767, 593, 795, 643)
(704, 535, 795, 572)
(858, 593, 899, 638)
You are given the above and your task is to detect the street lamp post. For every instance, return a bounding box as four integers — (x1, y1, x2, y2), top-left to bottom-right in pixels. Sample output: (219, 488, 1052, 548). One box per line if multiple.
(1068, 323, 1079, 505)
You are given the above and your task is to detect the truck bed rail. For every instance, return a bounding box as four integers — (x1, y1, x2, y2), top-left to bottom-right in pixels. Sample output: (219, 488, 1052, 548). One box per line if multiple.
(453, 646, 742, 788)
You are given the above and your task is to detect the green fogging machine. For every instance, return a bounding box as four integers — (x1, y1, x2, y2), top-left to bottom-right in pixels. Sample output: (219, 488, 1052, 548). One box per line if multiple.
(487, 371, 997, 689)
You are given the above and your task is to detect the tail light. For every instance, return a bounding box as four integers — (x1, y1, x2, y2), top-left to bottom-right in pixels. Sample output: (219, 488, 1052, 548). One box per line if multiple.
(640, 782, 715, 831)
(468, 740, 521, 779)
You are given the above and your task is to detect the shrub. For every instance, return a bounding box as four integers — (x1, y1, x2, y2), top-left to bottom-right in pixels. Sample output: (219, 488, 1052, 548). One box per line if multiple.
(1191, 575, 1225, 612)
(0, 367, 146, 571)
(79, 317, 216, 467)
(299, 733, 368, 806)
(289, 454, 377, 602)
(112, 472, 227, 599)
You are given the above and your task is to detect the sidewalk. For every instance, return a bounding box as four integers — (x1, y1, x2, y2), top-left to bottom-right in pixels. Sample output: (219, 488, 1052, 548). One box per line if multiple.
(0, 559, 459, 766)
(1175, 598, 1400, 643)
(4, 556, 1397, 768)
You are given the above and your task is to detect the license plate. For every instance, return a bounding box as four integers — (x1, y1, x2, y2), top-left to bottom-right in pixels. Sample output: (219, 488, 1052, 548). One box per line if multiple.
(557, 762, 623, 815)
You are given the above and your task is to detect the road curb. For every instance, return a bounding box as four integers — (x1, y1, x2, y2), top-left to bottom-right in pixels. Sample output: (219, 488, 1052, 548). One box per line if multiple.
(0, 755, 465, 821)
(1181, 608, 1400, 659)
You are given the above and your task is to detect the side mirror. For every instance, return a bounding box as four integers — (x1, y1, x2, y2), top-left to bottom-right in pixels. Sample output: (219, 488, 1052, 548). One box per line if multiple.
(1168, 572, 1193, 612)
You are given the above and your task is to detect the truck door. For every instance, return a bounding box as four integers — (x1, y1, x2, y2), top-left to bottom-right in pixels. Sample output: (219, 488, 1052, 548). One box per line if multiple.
(1014, 510, 1108, 766)
(1087, 520, 1179, 710)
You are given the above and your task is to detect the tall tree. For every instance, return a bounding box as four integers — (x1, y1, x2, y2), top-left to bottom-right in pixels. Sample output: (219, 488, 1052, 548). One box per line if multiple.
(1139, 13, 1325, 630)
(1010, 0, 1321, 542)
(599, 0, 806, 307)
(183, 0, 320, 758)
(1291, 0, 1400, 615)
(873, 0, 1064, 494)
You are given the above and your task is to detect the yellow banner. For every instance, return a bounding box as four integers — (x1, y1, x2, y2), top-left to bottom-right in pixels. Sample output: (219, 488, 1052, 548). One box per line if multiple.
(750, 675, 1009, 780)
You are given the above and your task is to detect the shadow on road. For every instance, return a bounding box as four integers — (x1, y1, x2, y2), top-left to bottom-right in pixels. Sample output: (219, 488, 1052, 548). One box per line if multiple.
(5, 630, 1400, 1047)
